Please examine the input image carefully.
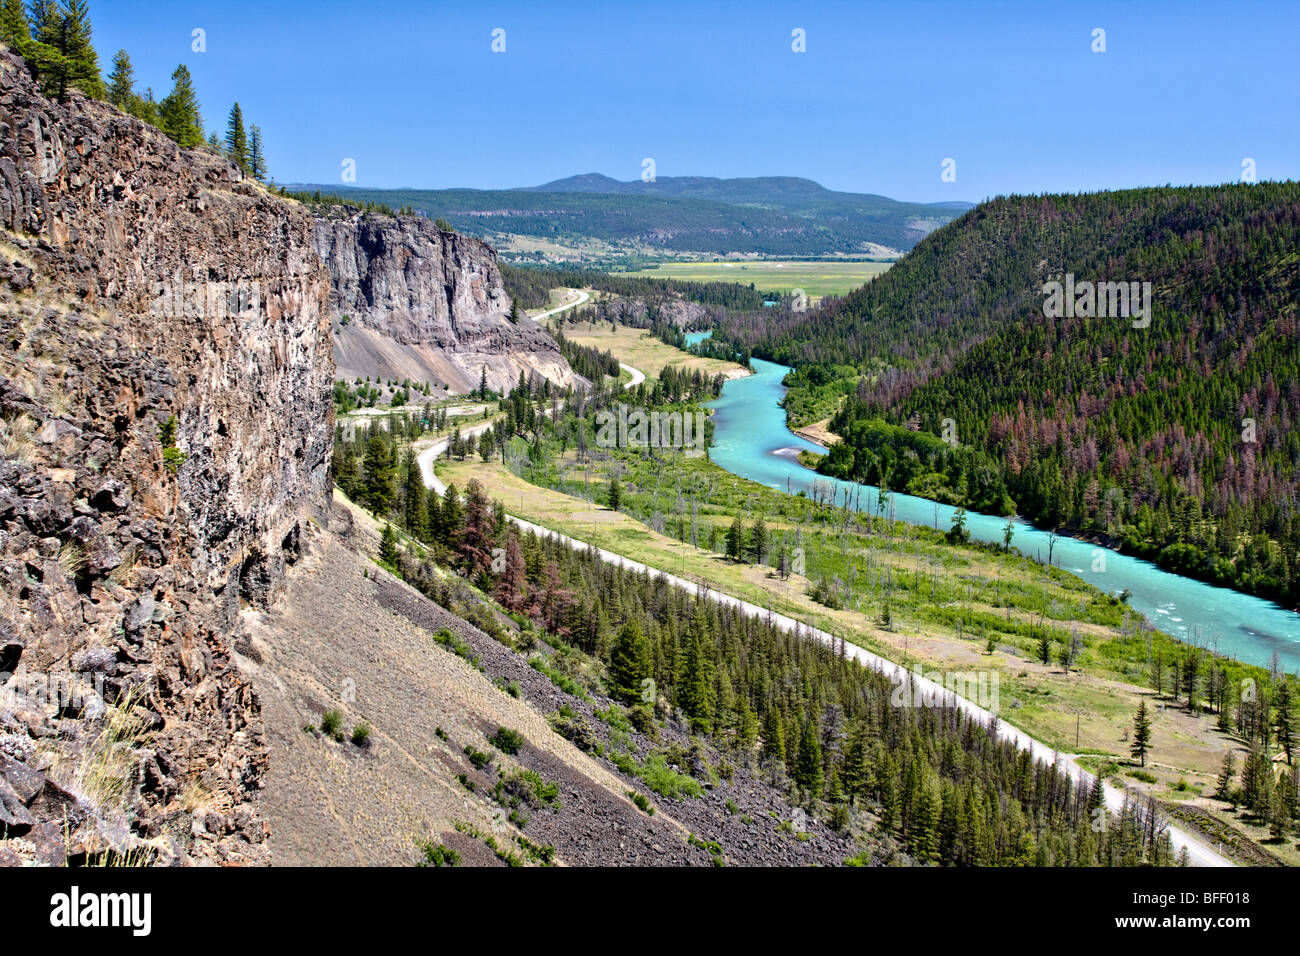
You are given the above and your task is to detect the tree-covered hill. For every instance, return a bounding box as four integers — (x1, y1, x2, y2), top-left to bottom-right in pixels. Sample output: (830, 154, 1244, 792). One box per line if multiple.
(718, 182, 1300, 605)
(284, 176, 971, 258)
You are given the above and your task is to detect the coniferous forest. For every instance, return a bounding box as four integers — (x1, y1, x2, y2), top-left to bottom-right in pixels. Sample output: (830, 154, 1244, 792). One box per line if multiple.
(333, 387, 1181, 866)
(716, 183, 1300, 605)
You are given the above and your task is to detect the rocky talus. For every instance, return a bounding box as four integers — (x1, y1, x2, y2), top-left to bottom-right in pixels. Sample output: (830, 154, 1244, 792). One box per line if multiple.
(0, 50, 332, 865)
(314, 209, 583, 395)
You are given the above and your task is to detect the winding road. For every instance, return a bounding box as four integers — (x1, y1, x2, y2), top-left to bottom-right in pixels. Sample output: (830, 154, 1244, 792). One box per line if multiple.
(620, 363, 645, 389)
(532, 287, 591, 321)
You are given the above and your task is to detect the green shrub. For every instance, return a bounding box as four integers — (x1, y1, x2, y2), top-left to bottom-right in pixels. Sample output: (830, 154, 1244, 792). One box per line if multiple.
(417, 841, 460, 867)
(628, 790, 655, 815)
(433, 627, 478, 666)
(502, 769, 561, 809)
(350, 721, 372, 746)
(641, 753, 704, 800)
(320, 709, 345, 741)
(464, 745, 492, 770)
(529, 656, 590, 700)
(489, 726, 525, 755)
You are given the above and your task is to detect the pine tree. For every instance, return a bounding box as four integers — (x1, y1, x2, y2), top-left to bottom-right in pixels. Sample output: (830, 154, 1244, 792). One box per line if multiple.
(458, 479, 494, 581)
(1269, 782, 1291, 840)
(248, 123, 267, 182)
(793, 718, 823, 796)
(726, 515, 744, 561)
(159, 64, 203, 147)
(607, 620, 651, 706)
(439, 483, 462, 548)
(1087, 771, 1106, 814)
(678, 625, 716, 734)
(606, 475, 620, 512)
(105, 48, 132, 107)
(133, 85, 159, 125)
(1130, 700, 1152, 767)
(331, 441, 358, 498)
(1213, 750, 1237, 802)
(224, 102, 249, 171)
(734, 695, 759, 750)
(1276, 681, 1294, 765)
(762, 707, 785, 763)
(495, 533, 526, 612)
(749, 515, 767, 564)
(0, 0, 29, 52)
(378, 522, 398, 566)
(56, 0, 100, 98)
(361, 433, 395, 515)
(401, 448, 427, 539)
(27, 0, 101, 101)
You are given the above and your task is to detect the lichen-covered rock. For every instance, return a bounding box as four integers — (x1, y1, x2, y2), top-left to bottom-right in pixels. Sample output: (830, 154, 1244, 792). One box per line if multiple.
(0, 48, 333, 864)
(314, 209, 583, 394)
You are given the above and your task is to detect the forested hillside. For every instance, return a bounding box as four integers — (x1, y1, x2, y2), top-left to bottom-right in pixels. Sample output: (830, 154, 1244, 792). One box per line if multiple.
(718, 183, 1300, 605)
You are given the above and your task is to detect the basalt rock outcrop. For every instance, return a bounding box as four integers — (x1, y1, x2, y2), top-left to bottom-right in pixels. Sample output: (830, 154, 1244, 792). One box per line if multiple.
(313, 209, 583, 395)
(0, 49, 332, 864)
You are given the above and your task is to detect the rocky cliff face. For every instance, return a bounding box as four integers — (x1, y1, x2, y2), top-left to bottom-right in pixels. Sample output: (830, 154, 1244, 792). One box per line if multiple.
(0, 50, 332, 864)
(314, 210, 582, 395)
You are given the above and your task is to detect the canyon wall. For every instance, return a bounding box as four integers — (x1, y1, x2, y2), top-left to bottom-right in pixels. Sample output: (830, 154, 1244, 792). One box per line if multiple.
(314, 210, 583, 395)
(0, 49, 332, 864)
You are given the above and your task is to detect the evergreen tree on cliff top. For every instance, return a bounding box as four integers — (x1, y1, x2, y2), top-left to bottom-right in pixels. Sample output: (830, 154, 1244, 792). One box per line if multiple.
(23, 0, 104, 102)
(224, 101, 249, 172)
(0, 0, 30, 52)
(160, 63, 203, 147)
(248, 123, 268, 182)
(105, 47, 132, 107)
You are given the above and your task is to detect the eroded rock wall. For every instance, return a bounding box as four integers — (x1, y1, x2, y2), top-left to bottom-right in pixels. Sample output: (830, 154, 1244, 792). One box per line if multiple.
(314, 210, 582, 394)
(0, 50, 332, 865)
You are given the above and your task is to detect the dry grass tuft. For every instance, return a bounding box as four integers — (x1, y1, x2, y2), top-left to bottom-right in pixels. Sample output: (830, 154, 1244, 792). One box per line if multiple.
(72, 688, 153, 812)
(0, 413, 37, 463)
(57, 540, 87, 579)
(180, 781, 214, 813)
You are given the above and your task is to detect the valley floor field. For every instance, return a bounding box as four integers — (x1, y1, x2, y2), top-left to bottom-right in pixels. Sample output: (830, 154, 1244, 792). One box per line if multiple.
(613, 260, 894, 298)
(549, 319, 749, 381)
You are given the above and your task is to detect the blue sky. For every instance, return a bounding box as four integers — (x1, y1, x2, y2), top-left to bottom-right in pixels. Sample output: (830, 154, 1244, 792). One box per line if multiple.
(91, 0, 1299, 202)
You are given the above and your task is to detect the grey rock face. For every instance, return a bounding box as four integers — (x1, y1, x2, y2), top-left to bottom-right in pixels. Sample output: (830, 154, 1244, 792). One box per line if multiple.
(313, 209, 583, 394)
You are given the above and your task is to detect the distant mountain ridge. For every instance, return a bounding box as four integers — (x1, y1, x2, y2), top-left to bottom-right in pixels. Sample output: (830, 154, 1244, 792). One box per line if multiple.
(524, 172, 969, 211)
(286, 174, 973, 261)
